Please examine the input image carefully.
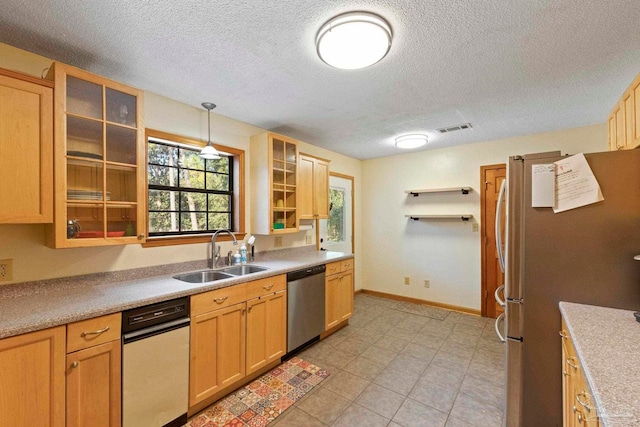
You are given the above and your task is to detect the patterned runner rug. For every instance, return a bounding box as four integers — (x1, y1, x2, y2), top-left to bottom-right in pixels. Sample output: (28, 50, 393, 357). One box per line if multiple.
(184, 357, 330, 427)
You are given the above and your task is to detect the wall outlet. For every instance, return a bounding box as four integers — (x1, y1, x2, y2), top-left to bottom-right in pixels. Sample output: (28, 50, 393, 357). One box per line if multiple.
(424, 279, 430, 288)
(0, 259, 13, 283)
(305, 235, 312, 244)
(472, 223, 479, 232)
(274, 236, 283, 248)
(404, 277, 410, 285)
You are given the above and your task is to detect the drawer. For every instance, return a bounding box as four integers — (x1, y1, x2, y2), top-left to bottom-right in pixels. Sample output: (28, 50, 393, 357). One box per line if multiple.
(246, 274, 286, 300)
(326, 261, 341, 276)
(67, 313, 121, 353)
(191, 283, 247, 316)
(340, 259, 354, 271)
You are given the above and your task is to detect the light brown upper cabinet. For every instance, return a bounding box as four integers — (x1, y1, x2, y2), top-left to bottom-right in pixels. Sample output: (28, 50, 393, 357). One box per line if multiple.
(250, 132, 299, 234)
(0, 68, 53, 223)
(607, 72, 640, 151)
(45, 62, 145, 248)
(298, 153, 330, 220)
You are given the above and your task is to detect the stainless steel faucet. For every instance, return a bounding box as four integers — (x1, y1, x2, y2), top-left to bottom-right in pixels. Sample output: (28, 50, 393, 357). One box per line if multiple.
(210, 229, 238, 268)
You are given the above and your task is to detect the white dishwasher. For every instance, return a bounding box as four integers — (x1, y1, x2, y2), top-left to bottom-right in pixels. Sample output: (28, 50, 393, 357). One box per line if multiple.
(122, 297, 190, 427)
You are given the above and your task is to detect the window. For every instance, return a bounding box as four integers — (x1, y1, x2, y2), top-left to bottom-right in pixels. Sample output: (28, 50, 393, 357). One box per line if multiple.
(145, 129, 245, 243)
(327, 187, 345, 242)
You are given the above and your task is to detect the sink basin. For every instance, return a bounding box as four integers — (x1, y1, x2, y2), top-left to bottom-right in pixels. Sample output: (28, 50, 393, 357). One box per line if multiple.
(221, 265, 269, 276)
(173, 270, 234, 283)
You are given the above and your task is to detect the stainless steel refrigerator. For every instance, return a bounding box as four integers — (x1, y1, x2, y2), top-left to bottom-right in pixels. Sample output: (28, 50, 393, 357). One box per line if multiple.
(494, 149, 640, 427)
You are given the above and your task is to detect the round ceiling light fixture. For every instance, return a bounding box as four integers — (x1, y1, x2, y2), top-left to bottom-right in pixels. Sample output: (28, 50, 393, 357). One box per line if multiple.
(316, 11, 392, 70)
(395, 134, 428, 149)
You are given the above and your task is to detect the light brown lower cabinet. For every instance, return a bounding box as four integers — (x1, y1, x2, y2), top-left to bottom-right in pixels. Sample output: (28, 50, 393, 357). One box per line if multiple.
(325, 260, 354, 330)
(246, 290, 287, 375)
(0, 326, 65, 426)
(66, 313, 121, 427)
(66, 341, 121, 427)
(560, 318, 600, 427)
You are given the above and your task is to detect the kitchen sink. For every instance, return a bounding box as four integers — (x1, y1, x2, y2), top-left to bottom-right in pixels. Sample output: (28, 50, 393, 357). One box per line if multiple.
(221, 265, 269, 276)
(173, 270, 234, 283)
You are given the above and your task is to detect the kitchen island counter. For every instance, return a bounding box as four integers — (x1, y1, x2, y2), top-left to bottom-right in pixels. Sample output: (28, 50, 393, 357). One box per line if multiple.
(560, 301, 640, 427)
(0, 247, 353, 339)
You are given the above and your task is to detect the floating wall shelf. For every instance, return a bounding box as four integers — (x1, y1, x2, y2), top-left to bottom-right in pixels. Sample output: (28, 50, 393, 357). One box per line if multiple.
(405, 214, 473, 222)
(405, 187, 472, 197)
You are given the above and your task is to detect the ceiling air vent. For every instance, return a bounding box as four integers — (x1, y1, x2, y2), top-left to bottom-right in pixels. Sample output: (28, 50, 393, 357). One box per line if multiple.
(437, 123, 473, 134)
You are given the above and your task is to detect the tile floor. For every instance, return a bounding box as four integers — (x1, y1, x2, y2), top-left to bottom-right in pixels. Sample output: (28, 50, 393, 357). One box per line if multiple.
(271, 293, 505, 427)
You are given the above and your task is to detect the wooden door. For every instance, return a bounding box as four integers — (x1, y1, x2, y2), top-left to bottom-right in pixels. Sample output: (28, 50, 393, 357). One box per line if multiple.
(190, 302, 246, 406)
(315, 159, 330, 219)
(246, 290, 287, 375)
(0, 326, 65, 426)
(481, 164, 506, 319)
(339, 271, 354, 322)
(325, 274, 341, 330)
(298, 154, 315, 219)
(0, 72, 53, 223)
(66, 340, 121, 427)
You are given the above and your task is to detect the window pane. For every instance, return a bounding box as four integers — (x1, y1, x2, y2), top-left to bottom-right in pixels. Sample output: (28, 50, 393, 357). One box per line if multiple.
(181, 212, 206, 232)
(208, 194, 230, 211)
(149, 212, 178, 233)
(206, 172, 230, 191)
(148, 142, 177, 166)
(180, 192, 207, 211)
(149, 189, 179, 211)
(148, 164, 178, 187)
(180, 149, 204, 171)
(208, 213, 230, 230)
(328, 188, 345, 242)
(206, 157, 229, 173)
(180, 169, 205, 189)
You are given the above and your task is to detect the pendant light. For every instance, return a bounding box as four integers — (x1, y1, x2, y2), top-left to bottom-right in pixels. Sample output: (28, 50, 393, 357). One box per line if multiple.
(316, 11, 392, 70)
(199, 102, 221, 159)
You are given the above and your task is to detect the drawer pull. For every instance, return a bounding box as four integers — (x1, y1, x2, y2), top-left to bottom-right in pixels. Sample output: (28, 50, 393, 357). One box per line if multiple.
(263, 284, 274, 291)
(566, 357, 578, 370)
(576, 391, 592, 412)
(214, 296, 229, 304)
(71, 361, 79, 369)
(81, 326, 110, 337)
(559, 330, 568, 339)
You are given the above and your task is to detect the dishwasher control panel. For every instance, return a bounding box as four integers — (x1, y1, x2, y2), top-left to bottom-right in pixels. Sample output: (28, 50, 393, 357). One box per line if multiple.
(122, 297, 189, 334)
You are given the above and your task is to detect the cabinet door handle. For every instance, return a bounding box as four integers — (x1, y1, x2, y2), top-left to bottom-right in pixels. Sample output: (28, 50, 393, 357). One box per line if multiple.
(559, 330, 568, 339)
(71, 361, 79, 369)
(214, 296, 229, 304)
(566, 357, 578, 370)
(248, 306, 252, 312)
(81, 326, 109, 337)
(137, 234, 145, 240)
(576, 391, 592, 412)
(263, 284, 274, 291)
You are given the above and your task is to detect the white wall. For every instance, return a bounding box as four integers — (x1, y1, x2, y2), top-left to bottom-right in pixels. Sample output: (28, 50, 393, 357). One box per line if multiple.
(0, 43, 363, 290)
(361, 124, 607, 310)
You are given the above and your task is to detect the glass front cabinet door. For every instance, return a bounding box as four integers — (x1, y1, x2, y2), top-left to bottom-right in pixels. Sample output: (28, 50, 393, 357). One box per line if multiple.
(46, 63, 145, 248)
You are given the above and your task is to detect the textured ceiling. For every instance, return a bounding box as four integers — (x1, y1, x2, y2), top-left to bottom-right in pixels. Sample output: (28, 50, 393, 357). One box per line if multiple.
(1, 1, 640, 159)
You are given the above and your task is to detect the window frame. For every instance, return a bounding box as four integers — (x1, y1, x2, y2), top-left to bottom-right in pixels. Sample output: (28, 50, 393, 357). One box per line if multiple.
(143, 129, 245, 247)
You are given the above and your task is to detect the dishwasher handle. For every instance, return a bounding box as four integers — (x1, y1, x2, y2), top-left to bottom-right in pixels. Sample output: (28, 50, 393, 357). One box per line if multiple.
(123, 317, 190, 344)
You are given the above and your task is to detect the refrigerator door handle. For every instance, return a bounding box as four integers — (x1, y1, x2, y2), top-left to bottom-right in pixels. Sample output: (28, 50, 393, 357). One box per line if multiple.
(495, 179, 507, 273)
(495, 284, 505, 308)
(494, 312, 506, 343)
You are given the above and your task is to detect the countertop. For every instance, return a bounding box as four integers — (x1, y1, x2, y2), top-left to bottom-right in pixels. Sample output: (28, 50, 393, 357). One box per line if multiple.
(0, 247, 353, 339)
(559, 302, 640, 427)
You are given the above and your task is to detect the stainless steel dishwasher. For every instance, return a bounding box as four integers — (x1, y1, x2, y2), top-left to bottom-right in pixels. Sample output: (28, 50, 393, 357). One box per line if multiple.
(287, 264, 326, 354)
(122, 297, 190, 427)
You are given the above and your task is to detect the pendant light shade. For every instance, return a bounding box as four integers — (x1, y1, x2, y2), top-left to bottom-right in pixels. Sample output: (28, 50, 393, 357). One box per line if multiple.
(200, 102, 221, 160)
(316, 12, 392, 70)
(395, 134, 428, 149)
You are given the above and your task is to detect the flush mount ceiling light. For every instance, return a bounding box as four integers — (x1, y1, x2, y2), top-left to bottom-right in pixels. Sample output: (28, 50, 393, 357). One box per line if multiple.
(395, 134, 428, 149)
(199, 102, 221, 160)
(316, 11, 392, 70)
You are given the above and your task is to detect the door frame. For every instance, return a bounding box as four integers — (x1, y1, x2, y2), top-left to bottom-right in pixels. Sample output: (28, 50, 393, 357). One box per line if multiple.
(316, 172, 355, 253)
(480, 163, 506, 317)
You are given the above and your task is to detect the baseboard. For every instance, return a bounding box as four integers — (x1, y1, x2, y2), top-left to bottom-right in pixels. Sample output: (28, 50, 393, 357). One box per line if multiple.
(354, 289, 363, 296)
(359, 289, 481, 316)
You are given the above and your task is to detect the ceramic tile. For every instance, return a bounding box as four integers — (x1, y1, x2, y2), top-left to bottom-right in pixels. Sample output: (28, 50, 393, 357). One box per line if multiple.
(355, 382, 405, 419)
(271, 408, 327, 427)
(449, 393, 504, 427)
(459, 375, 504, 409)
(374, 334, 410, 352)
(392, 398, 448, 427)
(400, 343, 437, 363)
(334, 336, 372, 355)
(420, 365, 465, 392)
(322, 370, 369, 400)
(360, 345, 398, 366)
(386, 354, 430, 376)
(444, 416, 475, 427)
(408, 378, 458, 412)
(296, 388, 349, 425)
(343, 356, 386, 380)
(373, 367, 419, 396)
(430, 351, 472, 373)
(332, 403, 390, 427)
